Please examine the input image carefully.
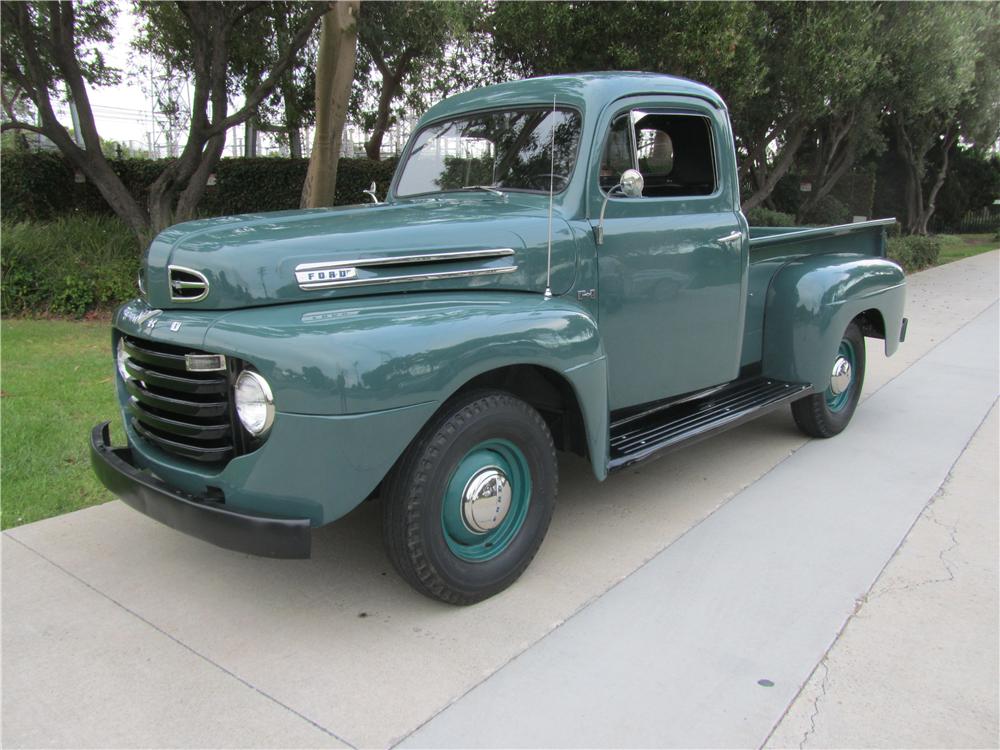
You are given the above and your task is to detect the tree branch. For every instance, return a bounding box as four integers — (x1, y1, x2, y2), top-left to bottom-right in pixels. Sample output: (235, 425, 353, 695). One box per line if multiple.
(741, 124, 808, 213)
(204, 2, 328, 137)
(0, 120, 47, 135)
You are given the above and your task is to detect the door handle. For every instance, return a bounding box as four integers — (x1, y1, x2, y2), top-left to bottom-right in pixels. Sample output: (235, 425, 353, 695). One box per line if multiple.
(717, 231, 743, 244)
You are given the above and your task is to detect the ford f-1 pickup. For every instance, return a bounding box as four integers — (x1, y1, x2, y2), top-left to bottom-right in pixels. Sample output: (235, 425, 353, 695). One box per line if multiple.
(91, 72, 907, 604)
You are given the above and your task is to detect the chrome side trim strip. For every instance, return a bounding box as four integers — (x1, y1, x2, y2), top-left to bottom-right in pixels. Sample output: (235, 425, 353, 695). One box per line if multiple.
(298, 265, 517, 290)
(295, 248, 515, 272)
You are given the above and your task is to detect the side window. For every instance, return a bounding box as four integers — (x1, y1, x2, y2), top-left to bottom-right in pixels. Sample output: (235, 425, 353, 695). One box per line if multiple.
(600, 114, 634, 191)
(633, 112, 716, 197)
(600, 110, 717, 198)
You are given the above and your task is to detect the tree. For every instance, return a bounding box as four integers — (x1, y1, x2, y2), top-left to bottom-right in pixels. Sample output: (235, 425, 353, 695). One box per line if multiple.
(133, 1, 327, 232)
(732, 2, 883, 213)
(1, 79, 33, 150)
(881, 2, 994, 234)
(354, 1, 478, 160)
(489, 1, 762, 94)
(1, 1, 152, 237)
(793, 102, 884, 222)
(488, 2, 886, 212)
(2, 1, 327, 242)
(301, 1, 359, 208)
(222, 3, 320, 158)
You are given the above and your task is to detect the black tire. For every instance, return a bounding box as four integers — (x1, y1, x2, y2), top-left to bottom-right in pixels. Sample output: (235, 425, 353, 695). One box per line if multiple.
(382, 390, 557, 605)
(791, 321, 866, 438)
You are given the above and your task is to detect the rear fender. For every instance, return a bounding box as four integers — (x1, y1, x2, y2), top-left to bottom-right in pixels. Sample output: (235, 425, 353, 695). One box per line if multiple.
(761, 254, 905, 390)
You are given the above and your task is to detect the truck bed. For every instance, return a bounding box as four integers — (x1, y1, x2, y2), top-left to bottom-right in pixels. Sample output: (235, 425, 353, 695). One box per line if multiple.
(749, 218, 895, 256)
(741, 218, 897, 368)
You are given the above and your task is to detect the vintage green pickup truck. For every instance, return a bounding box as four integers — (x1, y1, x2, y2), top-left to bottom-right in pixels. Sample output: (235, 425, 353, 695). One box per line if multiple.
(92, 73, 907, 603)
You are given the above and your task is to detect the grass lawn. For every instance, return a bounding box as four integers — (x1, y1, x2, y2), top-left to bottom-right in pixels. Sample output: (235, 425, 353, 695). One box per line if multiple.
(1, 319, 119, 529)
(936, 233, 999, 265)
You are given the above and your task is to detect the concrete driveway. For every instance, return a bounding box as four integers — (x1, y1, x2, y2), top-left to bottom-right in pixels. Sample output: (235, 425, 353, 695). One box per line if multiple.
(3, 251, 998, 749)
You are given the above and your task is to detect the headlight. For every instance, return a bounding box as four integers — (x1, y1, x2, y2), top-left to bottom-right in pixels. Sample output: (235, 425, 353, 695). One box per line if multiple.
(234, 370, 275, 437)
(116, 338, 130, 382)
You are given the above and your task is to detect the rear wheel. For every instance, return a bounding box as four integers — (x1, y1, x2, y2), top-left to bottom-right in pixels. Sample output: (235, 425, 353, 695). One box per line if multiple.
(382, 390, 557, 604)
(791, 321, 866, 438)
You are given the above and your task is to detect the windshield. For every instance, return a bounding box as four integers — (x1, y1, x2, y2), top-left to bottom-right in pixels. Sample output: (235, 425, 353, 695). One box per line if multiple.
(395, 107, 582, 197)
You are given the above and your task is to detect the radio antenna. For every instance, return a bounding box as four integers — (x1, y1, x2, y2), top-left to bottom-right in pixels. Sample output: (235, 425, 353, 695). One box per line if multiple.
(544, 95, 557, 300)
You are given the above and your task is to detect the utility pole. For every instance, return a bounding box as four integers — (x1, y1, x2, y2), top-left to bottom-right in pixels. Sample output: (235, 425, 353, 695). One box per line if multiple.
(66, 84, 85, 149)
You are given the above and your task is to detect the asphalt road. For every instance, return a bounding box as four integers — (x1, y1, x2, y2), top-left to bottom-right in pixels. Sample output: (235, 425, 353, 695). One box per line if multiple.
(3, 250, 997, 749)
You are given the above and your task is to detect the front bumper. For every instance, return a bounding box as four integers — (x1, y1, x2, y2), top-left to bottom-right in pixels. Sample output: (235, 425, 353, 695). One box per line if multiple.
(90, 422, 311, 558)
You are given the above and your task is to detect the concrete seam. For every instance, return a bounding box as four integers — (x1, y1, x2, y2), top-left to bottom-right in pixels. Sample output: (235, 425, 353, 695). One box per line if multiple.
(758, 396, 998, 749)
(392, 302, 999, 749)
(798, 660, 830, 749)
(4, 534, 359, 750)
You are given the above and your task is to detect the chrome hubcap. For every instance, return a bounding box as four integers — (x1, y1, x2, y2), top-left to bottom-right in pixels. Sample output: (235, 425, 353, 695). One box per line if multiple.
(461, 467, 512, 533)
(830, 356, 852, 395)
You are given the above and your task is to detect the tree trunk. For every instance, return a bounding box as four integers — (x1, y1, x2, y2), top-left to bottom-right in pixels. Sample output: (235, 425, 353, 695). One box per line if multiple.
(274, 11, 303, 160)
(301, 1, 360, 209)
(740, 125, 807, 213)
(797, 113, 859, 221)
(893, 115, 935, 235)
(364, 50, 414, 161)
(918, 129, 956, 235)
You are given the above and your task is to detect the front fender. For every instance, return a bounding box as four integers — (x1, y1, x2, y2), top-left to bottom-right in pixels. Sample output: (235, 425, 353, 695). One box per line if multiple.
(761, 254, 906, 389)
(204, 291, 609, 478)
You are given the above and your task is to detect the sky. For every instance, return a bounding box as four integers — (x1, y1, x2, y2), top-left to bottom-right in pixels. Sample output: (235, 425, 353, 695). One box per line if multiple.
(72, 4, 158, 147)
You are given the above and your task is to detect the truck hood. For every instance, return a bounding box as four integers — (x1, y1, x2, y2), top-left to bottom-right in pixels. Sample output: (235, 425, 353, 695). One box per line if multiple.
(142, 198, 579, 310)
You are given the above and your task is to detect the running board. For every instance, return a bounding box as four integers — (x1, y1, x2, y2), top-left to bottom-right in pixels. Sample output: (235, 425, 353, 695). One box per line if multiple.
(608, 378, 813, 472)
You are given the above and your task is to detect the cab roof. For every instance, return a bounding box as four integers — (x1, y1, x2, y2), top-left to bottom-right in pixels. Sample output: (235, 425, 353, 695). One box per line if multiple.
(419, 72, 727, 126)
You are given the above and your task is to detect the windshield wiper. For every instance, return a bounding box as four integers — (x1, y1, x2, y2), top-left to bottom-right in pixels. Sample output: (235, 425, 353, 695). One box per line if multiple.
(460, 185, 506, 198)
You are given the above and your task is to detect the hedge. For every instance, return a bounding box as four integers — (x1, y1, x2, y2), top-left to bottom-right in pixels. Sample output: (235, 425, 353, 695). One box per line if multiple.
(0, 153, 398, 317)
(745, 207, 796, 227)
(0, 151, 398, 222)
(1, 215, 139, 316)
(887, 235, 941, 272)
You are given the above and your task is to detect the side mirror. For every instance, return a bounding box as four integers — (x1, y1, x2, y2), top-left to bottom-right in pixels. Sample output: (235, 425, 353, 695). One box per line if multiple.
(620, 168, 644, 198)
(362, 181, 381, 204)
(595, 169, 644, 245)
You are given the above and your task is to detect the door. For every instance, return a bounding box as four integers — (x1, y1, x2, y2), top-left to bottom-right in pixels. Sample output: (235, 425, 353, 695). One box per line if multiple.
(592, 99, 748, 411)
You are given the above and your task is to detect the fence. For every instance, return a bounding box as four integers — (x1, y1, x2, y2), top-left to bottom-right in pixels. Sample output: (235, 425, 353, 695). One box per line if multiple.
(932, 205, 1000, 234)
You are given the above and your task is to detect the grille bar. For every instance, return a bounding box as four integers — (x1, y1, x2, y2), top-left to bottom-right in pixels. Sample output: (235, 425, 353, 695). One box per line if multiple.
(121, 334, 236, 464)
(123, 338, 188, 371)
(124, 359, 227, 395)
(124, 378, 228, 417)
(131, 420, 234, 462)
(127, 399, 231, 441)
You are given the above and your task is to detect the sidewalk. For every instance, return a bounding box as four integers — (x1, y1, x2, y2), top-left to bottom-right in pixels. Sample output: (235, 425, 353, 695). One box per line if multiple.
(3, 251, 998, 748)
(766, 403, 998, 749)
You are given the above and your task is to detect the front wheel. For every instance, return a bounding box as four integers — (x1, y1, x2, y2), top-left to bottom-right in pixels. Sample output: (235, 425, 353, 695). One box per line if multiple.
(791, 321, 866, 438)
(382, 390, 557, 605)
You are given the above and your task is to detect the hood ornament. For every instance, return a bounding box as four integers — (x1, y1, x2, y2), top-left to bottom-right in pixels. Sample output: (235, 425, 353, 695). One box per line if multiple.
(363, 181, 382, 204)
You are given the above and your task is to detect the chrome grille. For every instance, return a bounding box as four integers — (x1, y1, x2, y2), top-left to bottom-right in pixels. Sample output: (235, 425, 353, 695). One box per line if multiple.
(120, 334, 236, 463)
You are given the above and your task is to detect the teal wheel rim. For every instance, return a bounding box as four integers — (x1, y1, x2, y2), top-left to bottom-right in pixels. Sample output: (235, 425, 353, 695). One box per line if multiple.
(441, 439, 531, 562)
(825, 338, 856, 412)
